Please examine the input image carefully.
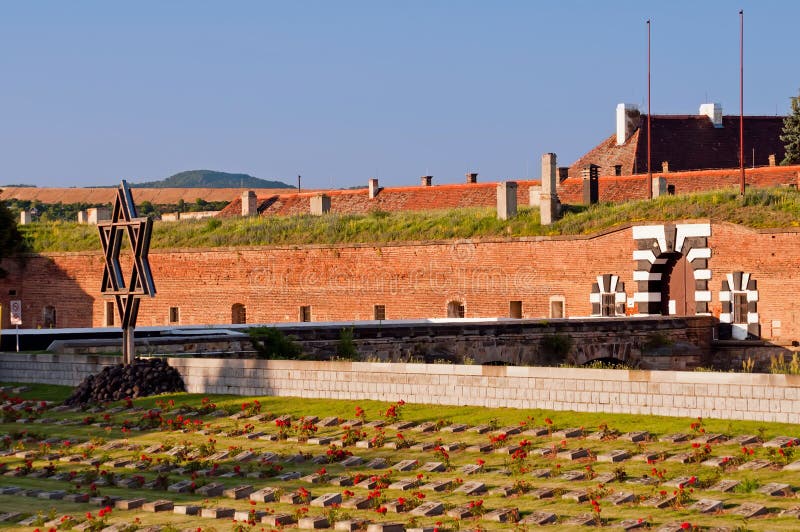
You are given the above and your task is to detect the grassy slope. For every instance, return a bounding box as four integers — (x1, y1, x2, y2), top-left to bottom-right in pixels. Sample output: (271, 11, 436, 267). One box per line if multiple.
(17, 187, 800, 253)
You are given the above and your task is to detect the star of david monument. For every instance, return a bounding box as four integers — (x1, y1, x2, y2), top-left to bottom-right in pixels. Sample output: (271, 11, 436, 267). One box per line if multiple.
(98, 181, 156, 364)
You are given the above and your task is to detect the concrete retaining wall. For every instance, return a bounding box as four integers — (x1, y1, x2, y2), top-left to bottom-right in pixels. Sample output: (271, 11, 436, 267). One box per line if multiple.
(1, 354, 799, 423)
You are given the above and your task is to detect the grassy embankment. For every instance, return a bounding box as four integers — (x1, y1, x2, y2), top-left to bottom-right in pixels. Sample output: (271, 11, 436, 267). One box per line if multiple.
(18, 187, 800, 253)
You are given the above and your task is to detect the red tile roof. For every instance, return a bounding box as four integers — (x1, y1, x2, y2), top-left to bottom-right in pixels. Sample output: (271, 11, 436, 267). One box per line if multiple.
(569, 114, 786, 178)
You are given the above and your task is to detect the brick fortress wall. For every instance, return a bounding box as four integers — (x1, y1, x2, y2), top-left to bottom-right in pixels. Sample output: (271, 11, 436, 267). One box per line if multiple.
(3, 222, 800, 344)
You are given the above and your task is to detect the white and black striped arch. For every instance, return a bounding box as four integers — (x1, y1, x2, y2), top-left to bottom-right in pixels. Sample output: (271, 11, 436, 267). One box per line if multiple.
(631, 223, 712, 315)
(590, 274, 626, 316)
(720, 271, 760, 339)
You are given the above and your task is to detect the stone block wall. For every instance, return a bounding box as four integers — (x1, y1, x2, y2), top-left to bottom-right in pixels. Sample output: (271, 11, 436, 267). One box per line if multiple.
(2, 354, 799, 423)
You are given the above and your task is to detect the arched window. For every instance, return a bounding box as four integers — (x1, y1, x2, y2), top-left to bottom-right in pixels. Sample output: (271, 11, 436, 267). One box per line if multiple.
(231, 303, 247, 324)
(447, 300, 465, 318)
(42, 305, 56, 328)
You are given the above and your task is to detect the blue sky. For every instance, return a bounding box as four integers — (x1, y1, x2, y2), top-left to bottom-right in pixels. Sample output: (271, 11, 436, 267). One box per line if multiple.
(1, 1, 798, 188)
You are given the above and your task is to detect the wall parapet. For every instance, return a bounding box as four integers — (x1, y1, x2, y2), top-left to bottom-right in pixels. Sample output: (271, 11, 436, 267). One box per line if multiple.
(1, 354, 798, 423)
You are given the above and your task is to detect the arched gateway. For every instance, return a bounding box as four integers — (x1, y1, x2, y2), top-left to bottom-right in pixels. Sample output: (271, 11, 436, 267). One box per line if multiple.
(631, 223, 712, 316)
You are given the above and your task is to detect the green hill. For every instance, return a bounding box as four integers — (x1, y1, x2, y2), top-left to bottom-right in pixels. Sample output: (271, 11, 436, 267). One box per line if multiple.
(133, 170, 294, 189)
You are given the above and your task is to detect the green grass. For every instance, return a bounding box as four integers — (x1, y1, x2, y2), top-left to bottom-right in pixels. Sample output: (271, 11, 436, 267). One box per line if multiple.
(2, 387, 800, 530)
(16, 186, 800, 253)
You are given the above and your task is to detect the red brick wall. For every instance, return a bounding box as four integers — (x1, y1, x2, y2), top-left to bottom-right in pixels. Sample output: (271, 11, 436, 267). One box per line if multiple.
(558, 165, 800, 204)
(3, 223, 800, 343)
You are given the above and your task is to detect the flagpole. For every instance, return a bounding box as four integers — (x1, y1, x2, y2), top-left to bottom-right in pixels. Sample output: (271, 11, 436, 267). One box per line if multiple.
(739, 9, 745, 196)
(645, 19, 653, 199)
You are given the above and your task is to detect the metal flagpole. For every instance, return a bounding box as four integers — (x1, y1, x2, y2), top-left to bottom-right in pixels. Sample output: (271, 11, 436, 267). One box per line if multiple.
(739, 9, 745, 196)
(647, 19, 653, 199)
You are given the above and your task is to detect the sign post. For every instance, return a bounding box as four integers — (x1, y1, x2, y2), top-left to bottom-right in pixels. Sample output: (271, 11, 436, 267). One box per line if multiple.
(9, 300, 22, 352)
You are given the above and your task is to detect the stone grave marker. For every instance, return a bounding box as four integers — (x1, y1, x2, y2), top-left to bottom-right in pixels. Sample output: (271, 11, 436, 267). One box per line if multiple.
(281, 490, 312, 504)
(421, 479, 452, 492)
(562, 489, 589, 502)
(489, 485, 515, 496)
(597, 449, 630, 463)
(691, 433, 727, 444)
(357, 477, 379, 489)
(564, 513, 597, 526)
(619, 519, 649, 530)
(738, 459, 771, 471)
(442, 423, 467, 433)
(494, 445, 520, 455)
(329, 476, 354, 487)
(701, 455, 735, 467)
(114, 498, 146, 510)
(523, 427, 550, 437)
(763, 436, 800, 448)
(531, 486, 556, 499)
(620, 431, 650, 442)
(410, 442, 436, 451)
(520, 511, 557, 525)
(142, 499, 173, 512)
(366, 524, 404, 532)
(606, 491, 635, 505)
(167, 479, 194, 493)
(446, 505, 473, 519)
(250, 487, 278, 503)
(552, 427, 583, 438)
(709, 479, 741, 492)
(663, 476, 696, 488)
(455, 481, 486, 495)
(594, 472, 617, 484)
(557, 447, 590, 460)
(467, 424, 491, 434)
(196, 482, 225, 497)
(224, 484, 254, 499)
(307, 437, 333, 445)
(261, 514, 296, 526)
(632, 451, 661, 462)
(757, 482, 793, 496)
(311, 492, 343, 507)
(465, 443, 492, 453)
(690, 499, 724, 513)
(301, 473, 325, 484)
(172, 504, 201, 515)
(235, 509, 267, 521)
(319, 416, 341, 427)
(411, 501, 444, 516)
(530, 468, 551, 478)
(531, 447, 555, 457)
(729, 434, 759, 446)
(420, 461, 446, 472)
(732, 502, 767, 517)
(666, 452, 693, 464)
(364, 420, 385, 428)
(200, 507, 236, 519)
(391, 459, 418, 471)
(275, 471, 302, 481)
(383, 500, 407, 513)
(334, 519, 370, 531)
(388, 479, 419, 491)
(388, 421, 416, 430)
(341, 456, 364, 467)
(560, 470, 586, 481)
(366, 457, 388, 469)
(342, 496, 374, 510)
(495, 425, 522, 435)
(64, 493, 90, 503)
(641, 494, 677, 508)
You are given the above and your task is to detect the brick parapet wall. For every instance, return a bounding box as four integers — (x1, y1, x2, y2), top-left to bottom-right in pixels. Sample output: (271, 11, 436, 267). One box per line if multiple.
(2, 354, 798, 423)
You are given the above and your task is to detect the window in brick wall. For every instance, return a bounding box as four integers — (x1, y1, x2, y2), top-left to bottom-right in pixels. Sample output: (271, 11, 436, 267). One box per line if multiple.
(509, 300, 523, 319)
(42, 305, 56, 328)
(105, 301, 115, 327)
(299, 305, 312, 322)
(614, 165, 622, 176)
(374, 305, 386, 321)
(601, 293, 617, 317)
(549, 296, 565, 319)
(447, 300, 465, 318)
(231, 303, 247, 324)
(169, 307, 180, 325)
(667, 184, 675, 195)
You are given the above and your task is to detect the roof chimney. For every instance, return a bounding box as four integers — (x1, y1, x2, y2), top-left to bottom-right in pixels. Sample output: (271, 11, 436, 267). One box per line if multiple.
(368, 178, 380, 199)
(699, 103, 723, 128)
(420, 175, 433, 187)
(616, 103, 640, 145)
(466, 173, 478, 184)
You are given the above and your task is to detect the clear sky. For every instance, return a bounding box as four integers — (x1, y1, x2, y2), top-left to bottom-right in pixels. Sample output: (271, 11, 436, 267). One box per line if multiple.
(1, 1, 798, 188)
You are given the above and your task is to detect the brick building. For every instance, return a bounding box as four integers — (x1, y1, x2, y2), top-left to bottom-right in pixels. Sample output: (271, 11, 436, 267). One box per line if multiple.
(2, 221, 799, 344)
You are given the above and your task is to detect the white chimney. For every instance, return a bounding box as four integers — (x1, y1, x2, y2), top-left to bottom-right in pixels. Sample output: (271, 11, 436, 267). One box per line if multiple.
(699, 103, 723, 128)
(616, 103, 640, 145)
(368, 178, 379, 199)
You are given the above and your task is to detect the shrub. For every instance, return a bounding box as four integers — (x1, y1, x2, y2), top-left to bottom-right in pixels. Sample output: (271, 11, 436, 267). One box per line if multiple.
(248, 327, 302, 359)
(336, 327, 359, 360)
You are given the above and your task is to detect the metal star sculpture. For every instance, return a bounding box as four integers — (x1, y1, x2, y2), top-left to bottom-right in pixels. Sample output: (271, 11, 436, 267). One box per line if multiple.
(98, 180, 156, 364)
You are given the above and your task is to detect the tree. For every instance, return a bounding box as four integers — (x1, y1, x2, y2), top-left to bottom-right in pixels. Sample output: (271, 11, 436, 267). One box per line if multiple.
(0, 200, 24, 278)
(781, 89, 800, 165)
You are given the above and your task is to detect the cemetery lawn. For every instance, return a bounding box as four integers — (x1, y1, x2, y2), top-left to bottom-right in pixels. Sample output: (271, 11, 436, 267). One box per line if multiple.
(2, 383, 800, 531)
